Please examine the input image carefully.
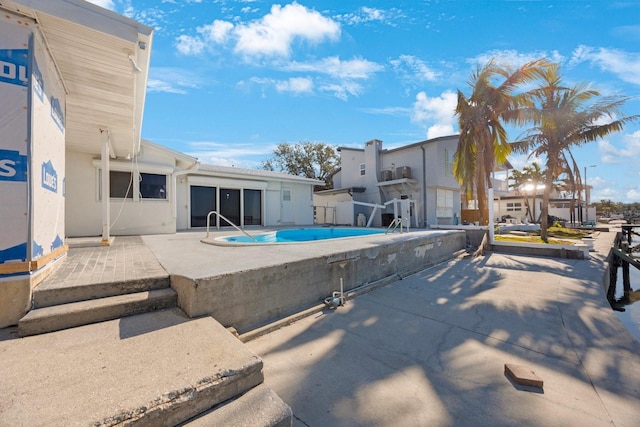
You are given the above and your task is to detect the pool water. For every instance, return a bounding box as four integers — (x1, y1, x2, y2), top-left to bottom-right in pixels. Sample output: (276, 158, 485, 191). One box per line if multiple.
(219, 227, 386, 243)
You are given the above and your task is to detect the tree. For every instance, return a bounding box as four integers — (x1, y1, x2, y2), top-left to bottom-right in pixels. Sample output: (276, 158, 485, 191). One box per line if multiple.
(522, 162, 546, 222)
(454, 58, 551, 225)
(510, 162, 546, 222)
(512, 63, 639, 241)
(262, 141, 340, 189)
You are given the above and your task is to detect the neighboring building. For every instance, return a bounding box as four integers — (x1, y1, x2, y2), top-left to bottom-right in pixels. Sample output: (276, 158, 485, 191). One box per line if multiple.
(314, 136, 465, 228)
(0, 0, 320, 327)
(494, 192, 596, 225)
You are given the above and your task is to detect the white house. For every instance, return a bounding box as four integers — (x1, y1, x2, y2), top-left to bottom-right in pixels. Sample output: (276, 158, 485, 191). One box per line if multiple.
(494, 192, 596, 225)
(0, 0, 320, 327)
(314, 137, 465, 228)
(66, 139, 321, 237)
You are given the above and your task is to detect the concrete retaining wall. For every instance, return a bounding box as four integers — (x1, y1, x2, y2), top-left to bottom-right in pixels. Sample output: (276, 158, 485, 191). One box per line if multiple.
(172, 230, 465, 332)
(490, 241, 589, 259)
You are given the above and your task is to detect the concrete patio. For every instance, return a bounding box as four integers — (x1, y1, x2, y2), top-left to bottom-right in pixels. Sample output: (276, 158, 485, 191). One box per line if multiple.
(1, 228, 639, 426)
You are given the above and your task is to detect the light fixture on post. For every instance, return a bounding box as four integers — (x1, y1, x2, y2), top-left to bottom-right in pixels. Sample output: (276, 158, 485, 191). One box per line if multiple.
(584, 164, 596, 223)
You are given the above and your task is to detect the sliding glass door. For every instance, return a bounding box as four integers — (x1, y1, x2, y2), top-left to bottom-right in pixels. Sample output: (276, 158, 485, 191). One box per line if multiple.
(243, 189, 262, 225)
(190, 186, 216, 227)
(220, 188, 240, 227)
(190, 185, 263, 228)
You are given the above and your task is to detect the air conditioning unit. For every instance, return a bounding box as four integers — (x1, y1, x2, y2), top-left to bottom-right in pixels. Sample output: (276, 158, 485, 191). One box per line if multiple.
(396, 166, 412, 179)
(380, 170, 393, 181)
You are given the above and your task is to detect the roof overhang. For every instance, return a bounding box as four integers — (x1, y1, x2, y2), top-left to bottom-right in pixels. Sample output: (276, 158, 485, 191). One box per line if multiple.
(1, 0, 153, 158)
(314, 186, 365, 196)
(196, 164, 325, 186)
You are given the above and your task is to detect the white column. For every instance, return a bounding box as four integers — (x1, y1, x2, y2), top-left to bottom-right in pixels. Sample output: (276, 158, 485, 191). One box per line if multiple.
(101, 131, 110, 244)
(488, 188, 495, 243)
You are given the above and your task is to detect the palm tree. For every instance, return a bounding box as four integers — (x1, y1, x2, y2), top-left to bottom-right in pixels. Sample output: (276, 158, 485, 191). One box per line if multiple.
(521, 162, 545, 222)
(509, 162, 545, 222)
(454, 58, 551, 225)
(512, 63, 639, 241)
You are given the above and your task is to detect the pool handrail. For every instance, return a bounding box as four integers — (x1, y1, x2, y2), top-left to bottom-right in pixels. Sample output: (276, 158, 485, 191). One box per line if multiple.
(206, 211, 257, 242)
(385, 217, 407, 234)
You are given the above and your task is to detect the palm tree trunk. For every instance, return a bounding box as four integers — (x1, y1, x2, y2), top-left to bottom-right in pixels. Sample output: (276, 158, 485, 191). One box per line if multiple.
(476, 147, 487, 225)
(540, 168, 554, 241)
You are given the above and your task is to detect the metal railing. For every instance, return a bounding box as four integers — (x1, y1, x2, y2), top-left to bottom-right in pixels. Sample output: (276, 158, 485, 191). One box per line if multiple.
(205, 211, 257, 242)
(385, 217, 408, 234)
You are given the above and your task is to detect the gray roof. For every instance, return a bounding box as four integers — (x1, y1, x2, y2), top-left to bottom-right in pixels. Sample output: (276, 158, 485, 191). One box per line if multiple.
(196, 163, 324, 185)
(338, 135, 459, 153)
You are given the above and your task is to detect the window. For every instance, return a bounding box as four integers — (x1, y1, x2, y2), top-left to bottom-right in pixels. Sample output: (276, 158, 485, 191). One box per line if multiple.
(110, 171, 133, 199)
(506, 202, 522, 212)
(140, 173, 167, 199)
(360, 163, 366, 176)
(436, 188, 454, 218)
(444, 148, 454, 176)
(100, 169, 168, 201)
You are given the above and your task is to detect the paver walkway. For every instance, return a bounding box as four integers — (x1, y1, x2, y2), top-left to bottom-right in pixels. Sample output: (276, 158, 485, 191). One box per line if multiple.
(38, 236, 167, 290)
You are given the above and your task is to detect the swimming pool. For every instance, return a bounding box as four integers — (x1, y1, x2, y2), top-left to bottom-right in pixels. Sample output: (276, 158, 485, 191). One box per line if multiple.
(217, 227, 386, 244)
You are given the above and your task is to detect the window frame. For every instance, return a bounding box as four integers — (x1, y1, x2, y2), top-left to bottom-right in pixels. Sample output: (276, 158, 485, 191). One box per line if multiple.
(139, 172, 167, 200)
(97, 167, 170, 202)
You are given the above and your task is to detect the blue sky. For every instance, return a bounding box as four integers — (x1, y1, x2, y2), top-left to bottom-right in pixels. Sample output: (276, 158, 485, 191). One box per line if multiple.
(90, 0, 640, 203)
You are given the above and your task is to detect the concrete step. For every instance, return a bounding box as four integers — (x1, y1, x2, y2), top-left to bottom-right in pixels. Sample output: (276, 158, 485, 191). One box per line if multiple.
(33, 275, 171, 308)
(18, 288, 177, 337)
(180, 383, 292, 427)
(2, 309, 265, 426)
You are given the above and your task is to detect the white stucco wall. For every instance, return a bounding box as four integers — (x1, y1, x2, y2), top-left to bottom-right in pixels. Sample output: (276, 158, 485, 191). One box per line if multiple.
(65, 149, 176, 237)
(313, 192, 353, 225)
(338, 148, 366, 188)
(179, 174, 316, 229)
(261, 182, 315, 226)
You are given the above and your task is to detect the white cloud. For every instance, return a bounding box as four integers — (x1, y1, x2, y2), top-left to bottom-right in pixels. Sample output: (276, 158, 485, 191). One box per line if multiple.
(234, 3, 340, 57)
(285, 56, 383, 79)
(173, 5, 383, 100)
(390, 55, 439, 83)
(147, 79, 187, 94)
(625, 130, 640, 151)
(598, 132, 640, 164)
(626, 188, 640, 202)
(278, 57, 382, 100)
(146, 67, 203, 94)
(200, 20, 234, 44)
(248, 76, 314, 95)
(176, 34, 205, 55)
(569, 45, 640, 86)
(177, 2, 340, 59)
(319, 81, 363, 101)
(123, 5, 169, 32)
(411, 91, 458, 139)
(471, 49, 565, 69)
(335, 6, 403, 26)
(359, 106, 411, 117)
(186, 141, 271, 168)
(276, 77, 314, 94)
(361, 7, 384, 22)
